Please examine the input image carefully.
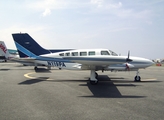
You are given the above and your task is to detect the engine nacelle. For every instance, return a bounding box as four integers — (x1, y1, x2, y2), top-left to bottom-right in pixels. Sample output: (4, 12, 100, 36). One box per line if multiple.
(107, 63, 134, 70)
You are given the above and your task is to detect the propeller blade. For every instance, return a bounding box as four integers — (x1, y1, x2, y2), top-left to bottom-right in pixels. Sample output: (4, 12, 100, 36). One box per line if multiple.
(126, 51, 133, 62)
(128, 51, 130, 59)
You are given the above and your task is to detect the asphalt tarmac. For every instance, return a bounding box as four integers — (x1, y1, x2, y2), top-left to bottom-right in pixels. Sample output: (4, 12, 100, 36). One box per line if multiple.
(0, 62, 163, 120)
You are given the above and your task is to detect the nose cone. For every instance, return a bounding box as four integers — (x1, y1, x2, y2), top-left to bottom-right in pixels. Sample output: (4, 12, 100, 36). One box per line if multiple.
(146, 59, 155, 67)
(139, 58, 155, 68)
(131, 57, 155, 68)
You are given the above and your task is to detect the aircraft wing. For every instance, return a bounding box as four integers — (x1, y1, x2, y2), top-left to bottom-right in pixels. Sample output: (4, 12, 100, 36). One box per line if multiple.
(11, 57, 36, 62)
(62, 56, 129, 70)
(72, 64, 109, 70)
(10, 57, 37, 66)
(14, 56, 133, 71)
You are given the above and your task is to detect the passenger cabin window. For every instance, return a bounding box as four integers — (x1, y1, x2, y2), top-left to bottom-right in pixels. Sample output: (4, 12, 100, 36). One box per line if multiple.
(59, 53, 64, 56)
(72, 52, 78, 56)
(88, 51, 95, 56)
(80, 52, 87, 56)
(101, 51, 110, 55)
(65, 52, 70, 56)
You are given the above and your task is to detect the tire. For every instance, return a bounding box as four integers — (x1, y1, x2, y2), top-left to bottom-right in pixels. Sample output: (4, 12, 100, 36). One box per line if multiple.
(90, 80, 98, 85)
(134, 76, 141, 82)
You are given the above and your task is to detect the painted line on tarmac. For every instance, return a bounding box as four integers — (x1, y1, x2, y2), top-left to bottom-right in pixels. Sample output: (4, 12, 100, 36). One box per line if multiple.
(24, 72, 36, 79)
(24, 72, 54, 80)
(142, 78, 157, 81)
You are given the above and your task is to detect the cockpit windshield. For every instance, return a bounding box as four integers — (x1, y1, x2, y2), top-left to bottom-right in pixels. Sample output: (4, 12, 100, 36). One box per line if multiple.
(109, 50, 118, 56)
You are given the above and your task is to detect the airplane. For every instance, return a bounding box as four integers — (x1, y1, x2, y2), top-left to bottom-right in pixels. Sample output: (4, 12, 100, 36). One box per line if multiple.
(12, 33, 154, 85)
(0, 41, 15, 62)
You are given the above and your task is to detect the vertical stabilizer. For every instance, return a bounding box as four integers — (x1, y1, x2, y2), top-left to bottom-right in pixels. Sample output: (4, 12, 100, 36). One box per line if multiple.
(12, 33, 73, 58)
(12, 33, 51, 57)
(0, 41, 10, 59)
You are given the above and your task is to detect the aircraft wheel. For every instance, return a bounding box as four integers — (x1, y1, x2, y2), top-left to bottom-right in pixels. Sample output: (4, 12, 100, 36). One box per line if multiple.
(90, 80, 98, 85)
(134, 76, 141, 82)
(47, 66, 51, 70)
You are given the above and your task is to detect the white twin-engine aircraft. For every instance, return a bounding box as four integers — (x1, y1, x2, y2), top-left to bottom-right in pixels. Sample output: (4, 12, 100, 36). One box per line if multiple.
(37, 49, 153, 84)
(12, 33, 154, 85)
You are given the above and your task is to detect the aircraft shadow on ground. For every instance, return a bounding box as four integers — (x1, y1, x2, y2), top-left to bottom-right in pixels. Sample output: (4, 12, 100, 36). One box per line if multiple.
(18, 78, 86, 85)
(18, 79, 46, 85)
(12, 65, 53, 72)
(19, 75, 146, 98)
(34, 68, 52, 73)
(111, 79, 162, 83)
(0, 69, 10, 71)
(80, 75, 145, 98)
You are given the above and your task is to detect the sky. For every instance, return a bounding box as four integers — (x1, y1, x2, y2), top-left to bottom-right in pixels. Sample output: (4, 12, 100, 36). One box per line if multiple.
(0, 0, 164, 59)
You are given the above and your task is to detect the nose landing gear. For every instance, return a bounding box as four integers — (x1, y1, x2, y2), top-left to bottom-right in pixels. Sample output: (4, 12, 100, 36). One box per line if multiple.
(134, 70, 141, 82)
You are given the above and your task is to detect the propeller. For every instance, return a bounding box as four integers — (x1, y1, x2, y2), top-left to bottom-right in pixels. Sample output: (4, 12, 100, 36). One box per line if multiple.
(126, 51, 133, 62)
(125, 51, 133, 71)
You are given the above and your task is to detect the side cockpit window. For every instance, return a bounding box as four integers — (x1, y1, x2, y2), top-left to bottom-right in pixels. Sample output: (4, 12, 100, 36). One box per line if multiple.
(101, 51, 110, 55)
(59, 53, 64, 56)
(65, 52, 70, 56)
(109, 50, 118, 56)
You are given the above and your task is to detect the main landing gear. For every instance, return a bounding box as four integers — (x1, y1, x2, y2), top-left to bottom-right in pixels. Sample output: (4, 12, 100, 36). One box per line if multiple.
(47, 66, 51, 70)
(89, 70, 99, 85)
(34, 66, 38, 70)
(134, 70, 141, 82)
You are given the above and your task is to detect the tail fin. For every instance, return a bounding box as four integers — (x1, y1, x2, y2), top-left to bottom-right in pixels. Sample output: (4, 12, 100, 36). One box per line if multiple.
(12, 33, 73, 58)
(12, 33, 51, 57)
(0, 41, 10, 59)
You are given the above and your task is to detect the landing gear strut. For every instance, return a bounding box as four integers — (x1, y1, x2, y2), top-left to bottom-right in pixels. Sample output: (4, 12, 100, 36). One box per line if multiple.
(34, 66, 38, 70)
(134, 70, 141, 82)
(89, 70, 98, 85)
(47, 66, 51, 70)
(95, 72, 98, 79)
